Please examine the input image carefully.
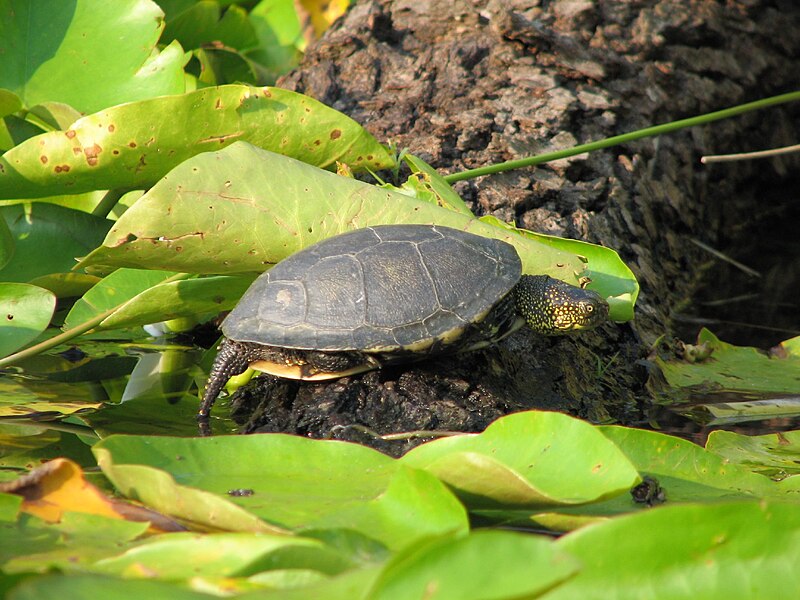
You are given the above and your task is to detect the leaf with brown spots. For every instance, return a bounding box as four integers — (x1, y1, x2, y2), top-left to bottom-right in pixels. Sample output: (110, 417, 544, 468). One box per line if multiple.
(0, 85, 394, 199)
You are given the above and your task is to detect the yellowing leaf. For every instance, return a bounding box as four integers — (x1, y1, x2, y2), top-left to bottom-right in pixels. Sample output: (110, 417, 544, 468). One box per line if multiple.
(296, 0, 350, 38)
(0, 458, 184, 532)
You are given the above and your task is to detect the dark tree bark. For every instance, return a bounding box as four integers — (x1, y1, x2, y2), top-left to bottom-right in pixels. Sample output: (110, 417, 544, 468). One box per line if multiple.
(230, 0, 800, 453)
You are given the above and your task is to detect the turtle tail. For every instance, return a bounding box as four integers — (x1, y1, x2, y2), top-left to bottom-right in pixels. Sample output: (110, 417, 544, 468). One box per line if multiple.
(198, 339, 253, 420)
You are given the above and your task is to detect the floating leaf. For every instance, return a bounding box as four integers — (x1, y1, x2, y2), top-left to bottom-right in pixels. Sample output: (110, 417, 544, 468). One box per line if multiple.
(92, 532, 348, 580)
(598, 425, 800, 502)
(248, 0, 304, 81)
(162, 2, 259, 51)
(0, 458, 183, 531)
(0, 211, 11, 269)
(93, 451, 283, 534)
(0, 0, 186, 114)
(0, 511, 149, 574)
(0, 283, 56, 357)
(368, 530, 578, 600)
(401, 411, 640, 508)
(64, 269, 181, 331)
(547, 501, 800, 599)
(0, 85, 393, 199)
(97, 274, 255, 331)
(94, 434, 468, 549)
(0, 425, 96, 470)
(705, 429, 800, 477)
(8, 575, 215, 600)
(656, 328, 800, 395)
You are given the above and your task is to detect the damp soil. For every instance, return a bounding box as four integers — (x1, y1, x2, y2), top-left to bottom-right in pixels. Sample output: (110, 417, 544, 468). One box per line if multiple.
(218, 0, 800, 454)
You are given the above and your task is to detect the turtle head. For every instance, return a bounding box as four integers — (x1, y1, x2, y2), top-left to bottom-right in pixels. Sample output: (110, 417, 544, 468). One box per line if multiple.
(514, 275, 609, 335)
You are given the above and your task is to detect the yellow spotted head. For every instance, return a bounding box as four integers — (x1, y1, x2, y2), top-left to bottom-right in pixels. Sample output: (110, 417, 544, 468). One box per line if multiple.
(513, 275, 608, 335)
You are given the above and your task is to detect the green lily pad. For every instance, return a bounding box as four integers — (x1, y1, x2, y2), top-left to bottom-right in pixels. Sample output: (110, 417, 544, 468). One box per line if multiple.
(546, 501, 800, 599)
(63, 268, 256, 333)
(94, 434, 468, 550)
(7, 574, 215, 600)
(401, 411, 641, 508)
(92, 532, 351, 580)
(367, 530, 578, 600)
(0, 511, 148, 574)
(598, 425, 800, 502)
(0, 283, 56, 357)
(0, 0, 186, 114)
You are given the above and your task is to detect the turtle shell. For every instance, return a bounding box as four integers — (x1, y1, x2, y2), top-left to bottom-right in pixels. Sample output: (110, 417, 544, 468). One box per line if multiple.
(221, 224, 522, 354)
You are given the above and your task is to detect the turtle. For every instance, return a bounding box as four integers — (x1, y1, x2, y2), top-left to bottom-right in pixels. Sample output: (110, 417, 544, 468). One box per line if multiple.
(198, 224, 609, 420)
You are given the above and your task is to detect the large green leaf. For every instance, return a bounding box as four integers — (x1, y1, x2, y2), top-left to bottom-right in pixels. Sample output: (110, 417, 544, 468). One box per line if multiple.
(0, 283, 56, 357)
(0, 511, 148, 573)
(401, 411, 640, 508)
(78, 142, 593, 288)
(0, 85, 394, 199)
(63, 269, 181, 331)
(0, 0, 186, 114)
(8, 574, 215, 600)
(247, 0, 304, 82)
(91, 532, 350, 579)
(94, 434, 468, 550)
(544, 501, 800, 599)
(367, 530, 578, 600)
(100, 274, 255, 331)
(0, 204, 12, 269)
(0, 204, 111, 282)
(162, 1, 259, 51)
(598, 425, 800, 502)
(63, 268, 255, 332)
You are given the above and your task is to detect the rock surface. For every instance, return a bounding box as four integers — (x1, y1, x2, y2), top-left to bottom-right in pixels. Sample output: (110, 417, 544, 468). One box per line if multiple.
(226, 0, 800, 452)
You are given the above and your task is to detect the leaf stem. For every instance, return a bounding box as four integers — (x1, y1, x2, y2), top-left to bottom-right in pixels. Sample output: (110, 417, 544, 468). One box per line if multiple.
(444, 91, 800, 183)
(92, 188, 128, 218)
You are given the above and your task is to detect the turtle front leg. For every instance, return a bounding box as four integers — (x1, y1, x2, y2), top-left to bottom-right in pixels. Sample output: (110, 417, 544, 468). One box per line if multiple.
(198, 339, 257, 420)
